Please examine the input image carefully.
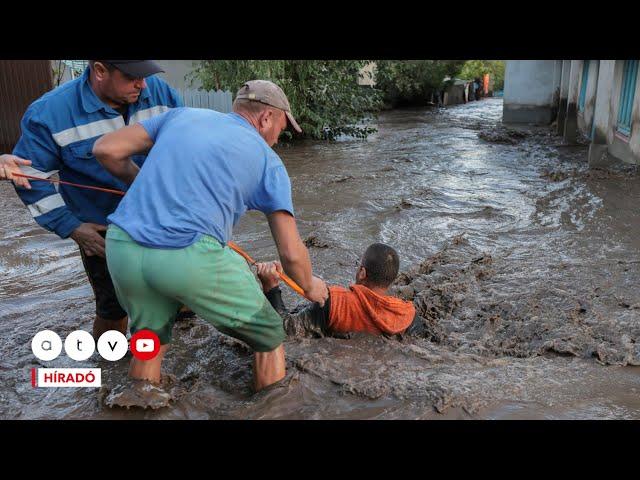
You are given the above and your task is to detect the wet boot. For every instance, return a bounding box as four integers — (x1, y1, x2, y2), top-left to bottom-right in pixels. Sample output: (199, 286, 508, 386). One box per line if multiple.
(93, 315, 128, 341)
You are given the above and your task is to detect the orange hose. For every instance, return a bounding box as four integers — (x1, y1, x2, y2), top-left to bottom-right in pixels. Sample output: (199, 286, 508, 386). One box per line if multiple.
(10, 173, 307, 298)
(227, 241, 307, 298)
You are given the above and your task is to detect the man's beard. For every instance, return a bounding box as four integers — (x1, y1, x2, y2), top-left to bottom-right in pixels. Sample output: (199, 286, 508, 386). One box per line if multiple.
(111, 91, 140, 107)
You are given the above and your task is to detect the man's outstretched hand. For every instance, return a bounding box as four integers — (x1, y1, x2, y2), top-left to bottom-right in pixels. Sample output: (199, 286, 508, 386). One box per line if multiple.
(256, 261, 282, 292)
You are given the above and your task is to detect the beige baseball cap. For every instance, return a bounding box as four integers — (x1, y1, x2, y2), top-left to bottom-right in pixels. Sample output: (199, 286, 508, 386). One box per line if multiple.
(235, 80, 302, 133)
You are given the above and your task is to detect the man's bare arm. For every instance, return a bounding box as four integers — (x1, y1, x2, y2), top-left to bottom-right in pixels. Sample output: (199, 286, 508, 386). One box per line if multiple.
(267, 210, 328, 306)
(92, 124, 153, 185)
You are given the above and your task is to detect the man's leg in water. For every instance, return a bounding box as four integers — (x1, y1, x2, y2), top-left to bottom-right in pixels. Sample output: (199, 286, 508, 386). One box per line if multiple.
(107, 226, 286, 390)
(253, 344, 286, 391)
(129, 344, 171, 384)
(127, 331, 286, 389)
(93, 315, 128, 340)
(79, 244, 129, 340)
(168, 237, 287, 392)
(105, 226, 180, 385)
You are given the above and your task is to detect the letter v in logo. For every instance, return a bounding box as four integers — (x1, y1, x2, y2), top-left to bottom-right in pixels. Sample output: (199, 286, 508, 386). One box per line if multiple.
(97, 330, 128, 361)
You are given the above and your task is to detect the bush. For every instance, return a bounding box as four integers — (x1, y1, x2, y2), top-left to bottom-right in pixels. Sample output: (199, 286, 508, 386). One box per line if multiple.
(190, 60, 382, 141)
(458, 60, 505, 91)
(374, 60, 465, 107)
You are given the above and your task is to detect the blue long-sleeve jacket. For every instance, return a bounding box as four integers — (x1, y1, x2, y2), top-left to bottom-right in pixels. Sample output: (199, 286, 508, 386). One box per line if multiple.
(12, 67, 182, 238)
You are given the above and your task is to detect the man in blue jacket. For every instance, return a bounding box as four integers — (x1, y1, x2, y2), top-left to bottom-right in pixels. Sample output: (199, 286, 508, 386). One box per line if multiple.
(10, 60, 183, 340)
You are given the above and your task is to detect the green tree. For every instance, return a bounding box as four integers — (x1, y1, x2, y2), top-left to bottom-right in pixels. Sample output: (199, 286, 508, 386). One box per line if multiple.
(459, 60, 505, 90)
(190, 60, 382, 141)
(374, 60, 465, 107)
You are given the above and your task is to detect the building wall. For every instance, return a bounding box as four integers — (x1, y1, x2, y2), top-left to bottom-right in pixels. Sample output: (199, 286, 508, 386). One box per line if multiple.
(154, 60, 201, 90)
(551, 60, 563, 120)
(606, 61, 640, 164)
(577, 60, 600, 136)
(557, 60, 572, 134)
(505, 60, 639, 165)
(503, 60, 556, 124)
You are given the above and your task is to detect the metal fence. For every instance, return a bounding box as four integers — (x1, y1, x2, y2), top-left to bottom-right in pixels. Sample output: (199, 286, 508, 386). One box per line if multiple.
(177, 88, 233, 113)
(0, 60, 53, 153)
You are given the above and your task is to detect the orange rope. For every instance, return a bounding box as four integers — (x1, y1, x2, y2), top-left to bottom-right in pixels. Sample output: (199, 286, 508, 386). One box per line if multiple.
(227, 241, 307, 298)
(13, 173, 126, 196)
(10, 173, 307, 298)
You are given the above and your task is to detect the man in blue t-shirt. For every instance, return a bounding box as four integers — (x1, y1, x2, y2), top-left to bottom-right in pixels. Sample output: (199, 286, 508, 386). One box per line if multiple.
(94, 80, 329, 391)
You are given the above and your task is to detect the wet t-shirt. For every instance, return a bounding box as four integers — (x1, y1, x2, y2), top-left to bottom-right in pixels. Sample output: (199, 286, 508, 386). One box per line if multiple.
(108, 108, 294, 248)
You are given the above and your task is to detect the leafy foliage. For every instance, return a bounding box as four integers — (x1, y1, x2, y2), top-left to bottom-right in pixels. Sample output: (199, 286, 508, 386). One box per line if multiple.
(191, 60, 382, 140)
(459, 60, 505, 90)
(374, 61, 466, 107)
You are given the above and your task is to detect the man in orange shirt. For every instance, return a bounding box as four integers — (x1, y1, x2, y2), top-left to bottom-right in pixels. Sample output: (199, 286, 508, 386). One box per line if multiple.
(256, 243, 421, 338)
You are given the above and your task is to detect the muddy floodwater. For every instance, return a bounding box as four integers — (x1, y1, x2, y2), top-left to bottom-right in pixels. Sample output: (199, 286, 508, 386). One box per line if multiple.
(2, 98, 640, 419)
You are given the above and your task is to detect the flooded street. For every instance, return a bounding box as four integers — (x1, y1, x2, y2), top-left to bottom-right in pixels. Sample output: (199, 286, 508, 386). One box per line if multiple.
(2, 98, 640, 419)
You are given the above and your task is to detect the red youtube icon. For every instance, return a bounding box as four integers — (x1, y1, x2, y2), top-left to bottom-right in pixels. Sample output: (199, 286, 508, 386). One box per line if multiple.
(130, 330, 160, 361)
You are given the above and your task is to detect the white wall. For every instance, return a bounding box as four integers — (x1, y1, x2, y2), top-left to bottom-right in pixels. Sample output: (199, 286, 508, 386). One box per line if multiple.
(584, 60, 599, 128)
(504, 60, 556, 107)
(552, 60, 562, 105)
(578, 60, 600, 134)
(154, 60, 201, 90)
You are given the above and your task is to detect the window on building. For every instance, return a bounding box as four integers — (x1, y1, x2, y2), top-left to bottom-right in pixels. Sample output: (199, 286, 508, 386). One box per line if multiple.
(617, 60, 639, 137)
(578, 60, 590, 112)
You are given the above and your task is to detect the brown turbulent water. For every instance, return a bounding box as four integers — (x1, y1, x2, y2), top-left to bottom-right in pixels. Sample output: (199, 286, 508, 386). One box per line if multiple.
(2, 98, 640, 419)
